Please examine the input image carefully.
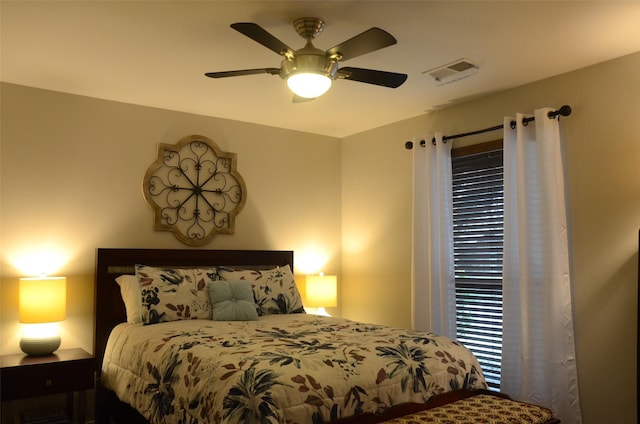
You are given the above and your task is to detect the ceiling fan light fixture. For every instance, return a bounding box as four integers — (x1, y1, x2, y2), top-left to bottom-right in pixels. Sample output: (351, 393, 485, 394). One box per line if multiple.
(282, 52, 338, 98)
(287, 72, 332, 98)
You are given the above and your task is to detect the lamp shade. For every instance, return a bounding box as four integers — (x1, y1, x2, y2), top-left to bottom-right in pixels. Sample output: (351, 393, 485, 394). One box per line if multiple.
(19, 277, 66, 323)
(305, 274, 337, 308)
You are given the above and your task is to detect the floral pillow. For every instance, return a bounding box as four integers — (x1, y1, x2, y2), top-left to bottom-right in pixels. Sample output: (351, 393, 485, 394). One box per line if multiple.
(135, 264, 215, 325)
(217, 265, 305, 316)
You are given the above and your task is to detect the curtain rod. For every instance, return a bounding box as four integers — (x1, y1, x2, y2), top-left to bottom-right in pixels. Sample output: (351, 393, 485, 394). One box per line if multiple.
(404, 105, 572, 150)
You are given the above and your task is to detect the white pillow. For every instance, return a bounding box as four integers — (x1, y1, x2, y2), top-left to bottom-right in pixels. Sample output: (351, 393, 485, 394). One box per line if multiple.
(115, 275, 142, 324)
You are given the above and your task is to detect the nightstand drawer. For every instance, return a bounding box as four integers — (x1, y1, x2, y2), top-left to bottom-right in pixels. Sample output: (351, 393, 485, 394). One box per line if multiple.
(0, 348, 95, 402)
(2, 358, 94, 400)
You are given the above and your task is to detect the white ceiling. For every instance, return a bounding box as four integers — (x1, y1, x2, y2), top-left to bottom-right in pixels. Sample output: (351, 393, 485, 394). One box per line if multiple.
(2, 1, 639, 138)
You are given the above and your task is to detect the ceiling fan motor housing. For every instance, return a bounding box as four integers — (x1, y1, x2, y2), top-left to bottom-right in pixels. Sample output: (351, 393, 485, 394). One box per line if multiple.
(281, 56, 338, 81)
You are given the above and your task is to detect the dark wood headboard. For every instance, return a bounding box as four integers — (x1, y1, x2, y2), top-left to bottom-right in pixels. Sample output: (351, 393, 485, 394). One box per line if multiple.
(94, 248, 294, 373)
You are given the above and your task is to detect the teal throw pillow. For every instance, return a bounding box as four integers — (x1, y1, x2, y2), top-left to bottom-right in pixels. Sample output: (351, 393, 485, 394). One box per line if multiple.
(208, 280, 258, 321)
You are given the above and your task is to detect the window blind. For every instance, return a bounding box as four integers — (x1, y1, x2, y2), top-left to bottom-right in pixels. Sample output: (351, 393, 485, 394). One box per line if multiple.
(451, 149, 504, 390)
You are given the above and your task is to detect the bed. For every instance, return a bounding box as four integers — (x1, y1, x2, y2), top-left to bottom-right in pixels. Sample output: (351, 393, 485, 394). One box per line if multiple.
(93, 248, 557, 424)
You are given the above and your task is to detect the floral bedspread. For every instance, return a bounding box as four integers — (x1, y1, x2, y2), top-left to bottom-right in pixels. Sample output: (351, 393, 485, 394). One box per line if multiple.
(102, 314, 486, 424)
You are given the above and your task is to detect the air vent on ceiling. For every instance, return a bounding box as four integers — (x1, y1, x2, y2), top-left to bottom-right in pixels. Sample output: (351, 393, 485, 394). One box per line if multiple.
(424, 59, 479, 85)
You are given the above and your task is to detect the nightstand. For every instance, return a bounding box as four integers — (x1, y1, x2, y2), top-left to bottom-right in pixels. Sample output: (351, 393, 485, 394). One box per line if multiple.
(0, 348, 95, 423)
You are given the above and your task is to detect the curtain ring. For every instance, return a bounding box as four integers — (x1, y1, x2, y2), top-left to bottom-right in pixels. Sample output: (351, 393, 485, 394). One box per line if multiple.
(510, 121, 516, 129)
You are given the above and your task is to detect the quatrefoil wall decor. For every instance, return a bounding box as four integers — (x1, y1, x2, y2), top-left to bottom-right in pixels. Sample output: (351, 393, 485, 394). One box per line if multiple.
(143, 135, 246, 246)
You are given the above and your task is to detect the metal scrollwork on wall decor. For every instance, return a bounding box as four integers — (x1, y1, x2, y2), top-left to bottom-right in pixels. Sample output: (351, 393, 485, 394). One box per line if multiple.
(143, 135, 246, 246)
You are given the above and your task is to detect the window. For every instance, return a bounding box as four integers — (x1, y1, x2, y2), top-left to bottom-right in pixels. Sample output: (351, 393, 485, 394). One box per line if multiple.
(451, 142, 503, 390)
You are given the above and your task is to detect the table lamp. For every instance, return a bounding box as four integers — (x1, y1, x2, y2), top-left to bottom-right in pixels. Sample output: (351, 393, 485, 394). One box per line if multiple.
(305, 273, 337, 316)
(19, 276, 66, 356)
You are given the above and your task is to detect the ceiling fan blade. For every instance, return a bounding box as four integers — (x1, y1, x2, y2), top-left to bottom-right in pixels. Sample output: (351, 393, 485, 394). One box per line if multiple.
(326, 28, 397, 62)
(338, 67, 407, 88)
(231, 22, 295, 57)
(205, 68, 280, 78)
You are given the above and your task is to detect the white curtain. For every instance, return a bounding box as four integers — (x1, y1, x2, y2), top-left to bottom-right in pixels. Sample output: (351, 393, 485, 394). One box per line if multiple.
(411, 133, 456, 338)
(501, 108, 582, 423)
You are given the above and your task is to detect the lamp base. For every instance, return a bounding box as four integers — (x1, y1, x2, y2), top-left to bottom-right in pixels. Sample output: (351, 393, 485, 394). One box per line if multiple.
(312, 307, 331, 317)
(20, 335, 61, 356)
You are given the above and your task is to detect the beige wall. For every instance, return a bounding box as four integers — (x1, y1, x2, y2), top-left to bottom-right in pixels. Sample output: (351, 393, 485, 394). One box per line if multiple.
(0, 83, 343, 355)
(1, 52, 638, 424)
(341, 52, 640, 424)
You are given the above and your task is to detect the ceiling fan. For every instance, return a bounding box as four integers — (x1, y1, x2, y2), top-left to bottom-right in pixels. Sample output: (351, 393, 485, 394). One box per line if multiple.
(205, 17, 408, 101)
